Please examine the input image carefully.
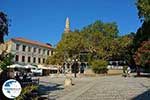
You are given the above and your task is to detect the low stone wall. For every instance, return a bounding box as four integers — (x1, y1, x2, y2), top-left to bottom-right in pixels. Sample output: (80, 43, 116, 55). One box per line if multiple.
(84, 69, 123, 76)
(107, 69, 123, 75)
(84, 69, 96, 77)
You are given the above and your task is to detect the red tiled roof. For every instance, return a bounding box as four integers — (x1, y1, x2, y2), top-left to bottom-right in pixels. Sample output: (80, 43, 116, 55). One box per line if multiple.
(11, 37, 52, 49)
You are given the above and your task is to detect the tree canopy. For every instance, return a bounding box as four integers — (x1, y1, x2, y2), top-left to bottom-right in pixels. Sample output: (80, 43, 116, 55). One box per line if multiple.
(46, 0, 150, 73)
(0, 12, 9, 43)
(134, 41, 150, 67)
(136, 0, 150, 22)
(132, 0, 150, 73)
(46, 20, 132, 66)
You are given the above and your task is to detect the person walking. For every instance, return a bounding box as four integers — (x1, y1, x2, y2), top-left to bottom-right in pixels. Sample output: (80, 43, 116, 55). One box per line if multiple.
(123, 66, 127, 77)
(71, 61, 79, 78)
(127, 66, 131, 77)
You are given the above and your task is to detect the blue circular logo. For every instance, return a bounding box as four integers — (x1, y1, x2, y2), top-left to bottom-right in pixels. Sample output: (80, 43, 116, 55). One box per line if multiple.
(2, 79, 22, 99)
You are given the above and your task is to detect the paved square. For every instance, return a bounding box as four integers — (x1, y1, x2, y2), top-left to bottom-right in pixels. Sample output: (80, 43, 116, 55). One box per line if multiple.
(39, 75, 150, 100)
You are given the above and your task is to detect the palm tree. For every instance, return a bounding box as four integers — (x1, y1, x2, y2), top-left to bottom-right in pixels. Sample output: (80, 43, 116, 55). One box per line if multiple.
(0, 12, 8, 44)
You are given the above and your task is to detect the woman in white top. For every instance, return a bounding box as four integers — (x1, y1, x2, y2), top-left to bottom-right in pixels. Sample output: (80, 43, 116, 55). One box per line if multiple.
(127, 67, 131, 77)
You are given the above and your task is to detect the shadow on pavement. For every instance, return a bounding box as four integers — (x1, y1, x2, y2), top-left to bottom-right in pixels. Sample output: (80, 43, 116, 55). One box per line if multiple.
(38, 83, 64, 100)
(133, 74, 150, 78)
(132, 89, 150, 100)
(39, 80, 54, 84)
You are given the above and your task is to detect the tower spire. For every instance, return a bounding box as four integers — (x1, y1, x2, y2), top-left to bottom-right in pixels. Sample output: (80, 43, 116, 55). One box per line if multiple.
(64, 17, 71, 33)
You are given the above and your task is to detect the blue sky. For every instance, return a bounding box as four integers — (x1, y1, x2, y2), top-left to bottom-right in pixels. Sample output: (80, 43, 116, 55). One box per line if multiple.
(1, 0, 141, 46)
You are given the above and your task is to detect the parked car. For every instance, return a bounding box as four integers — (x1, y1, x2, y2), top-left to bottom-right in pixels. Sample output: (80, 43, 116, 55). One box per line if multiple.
(31, 68, 43, 76)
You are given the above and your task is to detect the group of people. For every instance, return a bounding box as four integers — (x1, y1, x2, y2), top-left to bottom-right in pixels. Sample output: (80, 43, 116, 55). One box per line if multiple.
(14, 71, 32, 82)
(61, 62, 86, 75)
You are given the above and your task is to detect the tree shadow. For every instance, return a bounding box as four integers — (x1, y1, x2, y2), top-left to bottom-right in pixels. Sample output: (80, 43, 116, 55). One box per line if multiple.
(38, 83, 64, 100)
(132, 89, 150, 100)
(133, 73, 150, 78)
(39, 80, 54, 84)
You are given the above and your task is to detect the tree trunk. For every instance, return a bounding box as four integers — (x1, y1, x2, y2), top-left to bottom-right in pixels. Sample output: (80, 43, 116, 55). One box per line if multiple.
(136, 66, 140, 76)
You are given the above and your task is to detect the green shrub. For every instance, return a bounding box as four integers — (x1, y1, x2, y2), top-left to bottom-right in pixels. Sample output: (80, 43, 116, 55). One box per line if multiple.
(0, 53, 14, 70)
(91, 60, 108, 74)
(15, 85, 38, 100)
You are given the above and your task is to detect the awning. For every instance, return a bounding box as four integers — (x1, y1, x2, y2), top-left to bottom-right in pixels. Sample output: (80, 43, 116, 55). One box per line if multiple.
(7, 64, 24, 68)
(38, 65, 50, 69)
(24, 64, 37, 69)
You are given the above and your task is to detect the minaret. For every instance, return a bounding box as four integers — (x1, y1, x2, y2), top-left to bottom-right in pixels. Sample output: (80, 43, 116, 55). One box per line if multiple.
(64, 17, 71, 33)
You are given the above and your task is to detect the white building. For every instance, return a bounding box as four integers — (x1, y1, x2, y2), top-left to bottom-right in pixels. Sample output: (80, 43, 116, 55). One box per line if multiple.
(6, 37, 53, 65)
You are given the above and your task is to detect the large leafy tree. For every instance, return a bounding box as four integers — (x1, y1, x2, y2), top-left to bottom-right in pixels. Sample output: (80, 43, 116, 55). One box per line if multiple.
(0, 12, 12, 100)
(133, 22, 150, 48)
(81, 20, 118, 38)
(0, 12, 10, 64)
(135, 0, 150, 55)
(135, 0, 150, 44)
(136, 0, 150, 22)
(0, 12, 9, 44)
(134, 40, 150, 72)
(0, 12, 12, 70)
(132, 0, 150, 75)
(46, 20, 134, 75)
(117, 34, 135, 68)
(81, 21, 119, 60)
(47, 31, 88, 65)
(46, 50, 66, 65)
(135, 0, 150, 45)
(47, 20, 122, 65)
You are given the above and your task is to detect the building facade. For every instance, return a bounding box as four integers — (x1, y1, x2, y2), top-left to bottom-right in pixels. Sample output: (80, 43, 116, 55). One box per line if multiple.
(6, 37, 53, 65)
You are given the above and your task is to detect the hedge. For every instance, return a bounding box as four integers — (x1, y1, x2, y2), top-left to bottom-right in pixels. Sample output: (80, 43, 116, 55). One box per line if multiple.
(91, 60, 108, 74)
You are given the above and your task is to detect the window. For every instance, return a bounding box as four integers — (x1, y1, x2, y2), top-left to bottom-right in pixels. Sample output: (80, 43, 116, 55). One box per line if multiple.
(16, 44, 20, 51)
(34, 48, 36, 53)
(43, 49, 45, 54)
(38, 58, 41, 63)
(15, 55, 19, 61)
(43, 58, 45, 63)
(22, 45, 26, 52)
(33, 57, 36, 63)
(28, 56, 31, 63)
(38, 48, 41, 54)
(22, 56, 25, 62)
(28, 47, 30, 52)
(47, 50, 49, 55)
(51, 51, 53, 55)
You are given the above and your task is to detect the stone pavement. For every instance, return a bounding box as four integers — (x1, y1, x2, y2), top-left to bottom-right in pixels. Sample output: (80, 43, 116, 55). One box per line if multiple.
(38, 75, 150, 100)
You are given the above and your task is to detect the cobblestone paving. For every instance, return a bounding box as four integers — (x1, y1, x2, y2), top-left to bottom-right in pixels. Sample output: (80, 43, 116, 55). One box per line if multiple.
(76, 76, 150, 100)
(38, 75, 150, 100)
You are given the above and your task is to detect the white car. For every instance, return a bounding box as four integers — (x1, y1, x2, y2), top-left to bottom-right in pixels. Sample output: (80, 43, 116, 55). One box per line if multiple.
(31, 68, 43, 76)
